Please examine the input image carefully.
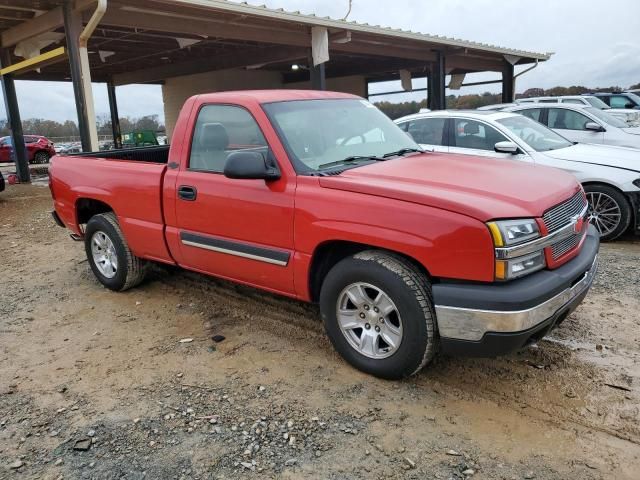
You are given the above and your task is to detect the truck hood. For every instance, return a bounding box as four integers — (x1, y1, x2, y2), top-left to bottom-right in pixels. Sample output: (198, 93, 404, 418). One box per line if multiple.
(318, 153, 580, 222)
(542, 144, 640, 172)
(623, 126, 640, 135)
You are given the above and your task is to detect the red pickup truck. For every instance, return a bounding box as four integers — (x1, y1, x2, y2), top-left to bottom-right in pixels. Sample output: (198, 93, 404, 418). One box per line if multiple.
(50, 90, 599, 379)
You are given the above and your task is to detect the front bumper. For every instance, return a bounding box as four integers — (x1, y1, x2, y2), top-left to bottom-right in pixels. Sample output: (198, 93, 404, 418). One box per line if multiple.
(433, 225, 599, 357)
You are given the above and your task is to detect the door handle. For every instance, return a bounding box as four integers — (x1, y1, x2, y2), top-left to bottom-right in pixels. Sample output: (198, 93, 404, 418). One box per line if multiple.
(178, 185, 197, 201)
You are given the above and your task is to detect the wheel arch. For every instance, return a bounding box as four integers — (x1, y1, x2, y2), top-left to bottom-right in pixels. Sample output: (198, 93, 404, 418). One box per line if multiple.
(76, 198, 114, 226)
(307, 240, 431, 303)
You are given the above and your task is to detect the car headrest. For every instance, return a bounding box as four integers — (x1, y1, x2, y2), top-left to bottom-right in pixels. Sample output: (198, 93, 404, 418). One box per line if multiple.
(199, 123, 229, 150)
(463, 122, 480, 135)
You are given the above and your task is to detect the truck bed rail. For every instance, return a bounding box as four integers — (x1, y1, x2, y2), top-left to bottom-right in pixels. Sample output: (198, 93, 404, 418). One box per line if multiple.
(69, 145, 169, 164)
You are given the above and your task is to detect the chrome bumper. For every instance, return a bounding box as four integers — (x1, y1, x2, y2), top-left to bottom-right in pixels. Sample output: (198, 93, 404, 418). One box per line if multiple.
(435, 255, 598, 342)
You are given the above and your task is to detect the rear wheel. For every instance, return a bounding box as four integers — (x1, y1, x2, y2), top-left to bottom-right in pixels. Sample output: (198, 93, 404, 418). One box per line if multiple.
(584, 184, 631, 241)
(33, 151, 50, 164)
(320, 250, 437, 379)
(84, 212, 147, 291)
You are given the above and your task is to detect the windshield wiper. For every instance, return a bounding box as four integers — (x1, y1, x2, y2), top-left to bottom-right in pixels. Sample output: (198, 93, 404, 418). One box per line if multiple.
(318, 155, 384, 170)
(382, 147, 424, 158)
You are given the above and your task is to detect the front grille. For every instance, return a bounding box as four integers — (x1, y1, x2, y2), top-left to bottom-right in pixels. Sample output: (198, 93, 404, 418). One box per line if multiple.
(552, 233, 581, 260)
(543, 191, 588, 233)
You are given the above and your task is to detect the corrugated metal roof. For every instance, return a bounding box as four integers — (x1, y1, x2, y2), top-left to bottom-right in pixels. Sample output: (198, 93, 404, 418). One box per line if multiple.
(170, 0, 551, 61)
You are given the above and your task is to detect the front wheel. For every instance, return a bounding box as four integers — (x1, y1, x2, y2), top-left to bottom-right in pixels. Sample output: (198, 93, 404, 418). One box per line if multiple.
(319, 250, 437, 379)
(584, 184, 631, 241)
(84, 212, 147, 291)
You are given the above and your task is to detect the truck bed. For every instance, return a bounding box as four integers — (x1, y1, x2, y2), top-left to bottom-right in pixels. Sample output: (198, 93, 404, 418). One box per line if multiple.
(50, 150, 172, 263)
(69, 145, 169, 163)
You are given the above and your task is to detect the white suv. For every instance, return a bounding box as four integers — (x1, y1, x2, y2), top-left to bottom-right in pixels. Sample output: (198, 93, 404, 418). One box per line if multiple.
(394, 110, 640, 241)
(515, 95, 640, 125)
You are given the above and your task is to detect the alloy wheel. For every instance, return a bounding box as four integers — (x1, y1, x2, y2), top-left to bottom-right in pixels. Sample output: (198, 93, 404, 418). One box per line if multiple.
(336, 282, 403, 359)
(586, 191, 622, 238)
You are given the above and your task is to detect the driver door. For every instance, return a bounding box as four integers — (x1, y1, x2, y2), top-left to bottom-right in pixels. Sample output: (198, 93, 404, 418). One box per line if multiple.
(170, 104, 296, 295)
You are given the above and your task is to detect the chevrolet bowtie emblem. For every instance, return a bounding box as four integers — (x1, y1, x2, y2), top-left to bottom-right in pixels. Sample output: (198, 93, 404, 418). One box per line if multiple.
(571, 214, 584, 234)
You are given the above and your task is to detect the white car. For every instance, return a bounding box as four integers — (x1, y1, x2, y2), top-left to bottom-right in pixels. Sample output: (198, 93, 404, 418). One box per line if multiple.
(505, 103, 640, 150)
(477, 103, 517, 111)
(395, 110, 640, 241)
(515, 95, 640, 125)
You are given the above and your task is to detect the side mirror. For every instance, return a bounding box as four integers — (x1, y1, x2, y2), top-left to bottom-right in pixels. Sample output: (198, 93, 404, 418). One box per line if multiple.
(224, 150, 280, 181)
(494, 141, 519, 154)
(584, 122, 605, 132)
(625, 102, 635, 109)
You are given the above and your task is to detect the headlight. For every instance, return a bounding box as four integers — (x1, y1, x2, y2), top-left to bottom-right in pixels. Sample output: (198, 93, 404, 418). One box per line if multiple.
(487, 219, 540, 246)
(487, 218, 545, 281)
(495, 251, 546, 281)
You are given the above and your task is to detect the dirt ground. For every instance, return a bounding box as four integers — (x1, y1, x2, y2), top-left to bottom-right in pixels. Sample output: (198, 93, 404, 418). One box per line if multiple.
(1, 182, 639, 480)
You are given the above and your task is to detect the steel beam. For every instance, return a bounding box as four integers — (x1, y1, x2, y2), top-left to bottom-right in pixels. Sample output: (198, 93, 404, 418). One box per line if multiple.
(0, 48, 31, 183)
(428, 52, 446, 110)
(310, 62, 326, 90)
(63, 0, 94, 152)
(0, 49, 29, 182)
(107, 81, 122, 149)
(502, 62, 515, 103)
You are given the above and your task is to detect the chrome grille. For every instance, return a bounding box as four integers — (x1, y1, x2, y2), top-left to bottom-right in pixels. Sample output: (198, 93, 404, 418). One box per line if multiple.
(552, 233, 581, 260)
(543, 191, 588, 233)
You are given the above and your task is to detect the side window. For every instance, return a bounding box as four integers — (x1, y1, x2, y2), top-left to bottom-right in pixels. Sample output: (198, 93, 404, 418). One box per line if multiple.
(548, 108, 591, 130)
(451, 119, 508, 151)
(609, 95, 631, 109)
(406, 118, 446, 145)
(519, 108, 543, 122)
(189, 105, 267, 172)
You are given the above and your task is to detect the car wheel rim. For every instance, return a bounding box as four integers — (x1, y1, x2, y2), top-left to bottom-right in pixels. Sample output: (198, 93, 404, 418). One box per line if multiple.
(91, 231, 118, 279)
(586, 191, 621, 237)
(336, 282, 403, 359)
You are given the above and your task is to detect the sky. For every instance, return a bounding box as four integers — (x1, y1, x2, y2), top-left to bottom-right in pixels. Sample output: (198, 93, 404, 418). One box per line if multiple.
(1, 0, 639, 123)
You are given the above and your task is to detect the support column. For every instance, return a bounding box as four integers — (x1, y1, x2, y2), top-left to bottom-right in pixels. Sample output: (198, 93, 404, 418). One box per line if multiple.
(502, 62, 515, 103)
(0, 49, 29, 183)
(63, 0, 98, 152)
(107, 81, 122, 149)
(428, 52, 446, 110)
(310, 62, 326, 90)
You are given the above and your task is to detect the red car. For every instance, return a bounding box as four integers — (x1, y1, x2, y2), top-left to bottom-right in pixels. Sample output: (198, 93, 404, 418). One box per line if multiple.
(49, 90, 599, 379)
(0, 135, 56, 164)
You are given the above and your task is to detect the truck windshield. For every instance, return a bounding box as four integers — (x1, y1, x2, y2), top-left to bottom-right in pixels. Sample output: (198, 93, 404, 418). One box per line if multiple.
(497, 115, 573, 152)
(263, 99, 421, 173)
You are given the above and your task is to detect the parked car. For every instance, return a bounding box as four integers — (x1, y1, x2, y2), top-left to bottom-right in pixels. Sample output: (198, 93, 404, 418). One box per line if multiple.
(505, 103, 640, 150)
(56, 143, 82, 155)
(588, 92, 640, 110)
(0, 170, 4, 192)
(515, 95, 640, 125)
(395, 110, 640, 241)
(50, 90, 600, 379)
(477, 103, 517, 111)
(0, 135, 56, 164)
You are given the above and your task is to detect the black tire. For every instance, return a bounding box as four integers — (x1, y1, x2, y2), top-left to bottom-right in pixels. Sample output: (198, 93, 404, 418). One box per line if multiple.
(33, 151, 50, 164)
(84, 212, 147, 291)
(584, 184, 632, 242)
(319, 250, 437, 380)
